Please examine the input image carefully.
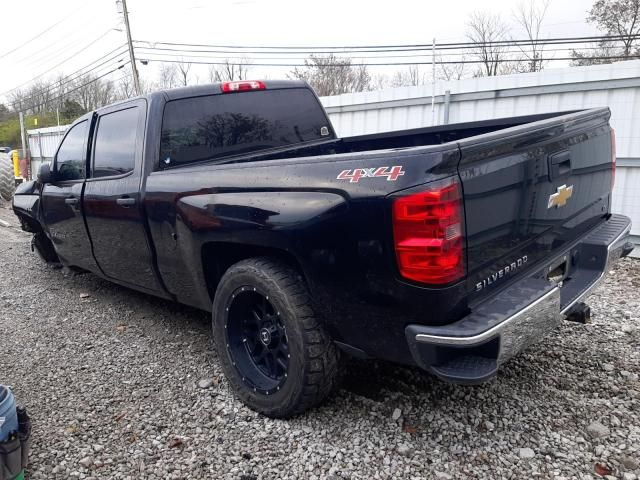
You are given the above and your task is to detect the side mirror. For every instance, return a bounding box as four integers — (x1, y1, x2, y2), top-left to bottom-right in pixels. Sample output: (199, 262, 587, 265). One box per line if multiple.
(37, 163, 55, 184)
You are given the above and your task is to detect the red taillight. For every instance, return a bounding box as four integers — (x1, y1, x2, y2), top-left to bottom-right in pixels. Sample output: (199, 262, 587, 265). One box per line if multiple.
(611, 127, 617, 189)
(221, 80, 266, 93)
(392, 177, 465, 285)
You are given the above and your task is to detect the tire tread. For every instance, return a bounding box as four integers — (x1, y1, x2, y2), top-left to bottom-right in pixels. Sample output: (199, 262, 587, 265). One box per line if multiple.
(0, 154, 15, 201)
(212, 256, 340, 417)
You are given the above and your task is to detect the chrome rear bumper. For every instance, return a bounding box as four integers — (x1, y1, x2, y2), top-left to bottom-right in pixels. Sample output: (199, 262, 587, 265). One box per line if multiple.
(405, 214, 632, 384)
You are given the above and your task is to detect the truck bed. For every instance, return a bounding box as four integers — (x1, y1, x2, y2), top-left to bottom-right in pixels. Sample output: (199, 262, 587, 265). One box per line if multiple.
(224, 111, 582, 164)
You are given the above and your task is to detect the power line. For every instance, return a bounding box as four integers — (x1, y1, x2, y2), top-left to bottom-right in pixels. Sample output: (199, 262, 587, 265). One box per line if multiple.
(130, 54, 640, 68)
(8, 48, 129, 107)
(133, 33, 640, 53)
(1, 30, 119, 97)
(21, 63, 130, 114)
(2, 43, 127, 100)
(130, 32, 640, 71)
(133, 44, 616, 62)
(0, 4, 89, 60)
(15, 21, 119, 72)
(130, 36, 640, 57)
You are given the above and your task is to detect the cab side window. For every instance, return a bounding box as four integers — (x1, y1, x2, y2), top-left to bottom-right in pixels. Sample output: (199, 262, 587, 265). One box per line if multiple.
(92, 107, 139, 178)
(56, 120, 88, 181)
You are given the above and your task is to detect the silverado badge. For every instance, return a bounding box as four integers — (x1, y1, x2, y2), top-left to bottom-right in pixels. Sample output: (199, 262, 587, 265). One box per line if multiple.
(475, 255, 528, 292)
(547, 184, 574, 209)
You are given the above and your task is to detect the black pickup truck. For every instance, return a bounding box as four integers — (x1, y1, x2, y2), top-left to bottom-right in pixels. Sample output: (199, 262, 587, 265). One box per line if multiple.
(12, 80, 633, 417)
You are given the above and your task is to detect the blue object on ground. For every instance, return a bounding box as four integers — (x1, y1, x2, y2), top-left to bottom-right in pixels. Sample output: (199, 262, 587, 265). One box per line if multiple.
(0, 385, 18, 441)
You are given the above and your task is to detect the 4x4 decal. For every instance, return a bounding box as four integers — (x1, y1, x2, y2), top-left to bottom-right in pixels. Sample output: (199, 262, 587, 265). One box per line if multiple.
(336, 166, 405, 183)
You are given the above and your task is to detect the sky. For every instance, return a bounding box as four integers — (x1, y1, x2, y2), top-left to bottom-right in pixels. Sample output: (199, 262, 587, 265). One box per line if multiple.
(0, 0, 601, 102)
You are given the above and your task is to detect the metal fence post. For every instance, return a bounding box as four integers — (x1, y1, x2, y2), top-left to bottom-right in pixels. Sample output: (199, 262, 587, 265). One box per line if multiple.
(443, 90, 451, 125)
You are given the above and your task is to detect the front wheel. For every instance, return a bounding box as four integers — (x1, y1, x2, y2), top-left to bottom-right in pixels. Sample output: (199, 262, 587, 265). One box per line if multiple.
(212, 257, 339, 418)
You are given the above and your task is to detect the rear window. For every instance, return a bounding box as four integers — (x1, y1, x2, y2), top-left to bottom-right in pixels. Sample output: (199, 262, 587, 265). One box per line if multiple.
(160, 88, 331, 167)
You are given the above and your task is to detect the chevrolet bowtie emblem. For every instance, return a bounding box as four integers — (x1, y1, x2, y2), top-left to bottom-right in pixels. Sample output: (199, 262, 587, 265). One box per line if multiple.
(548, 184, 574, 209)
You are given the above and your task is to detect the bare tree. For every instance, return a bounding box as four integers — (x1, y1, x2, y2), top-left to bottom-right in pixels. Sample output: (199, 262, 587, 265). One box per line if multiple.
(208, 58, 252, 82)
(73, 77, 92, 111)
(176, 59, 192, 86)
(31, 80, 56, 114)
(351, 64, 371, 92)
(437, 56, 468, 81)
(158, 63, 179, 89)
(513, 0, 551, 72)
(50, 73, 69, 114)
(8, 79, 57, 115)
(371, 74, 390, 90)
(115, 71, 136, 100)
(289, 54, 371, 96)
(8, 89, 28, 114)
(391, 65, 427, 87)
(572, 0, 640, 64)
(466, 11, 512, 76)
(72, 74, 115, 111)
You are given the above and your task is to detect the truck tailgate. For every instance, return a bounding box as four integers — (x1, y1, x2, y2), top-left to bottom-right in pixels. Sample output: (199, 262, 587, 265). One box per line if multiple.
(457, 108, 615, 304)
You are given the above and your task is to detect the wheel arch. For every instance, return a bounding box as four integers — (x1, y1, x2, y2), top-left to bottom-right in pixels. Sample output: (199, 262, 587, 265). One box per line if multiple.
(201, 241, 310, 304)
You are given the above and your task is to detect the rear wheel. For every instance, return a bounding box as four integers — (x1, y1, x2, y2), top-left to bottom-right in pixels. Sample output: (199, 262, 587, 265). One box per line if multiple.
(212, 257, 339, 417)
(0, 154, 15, 201)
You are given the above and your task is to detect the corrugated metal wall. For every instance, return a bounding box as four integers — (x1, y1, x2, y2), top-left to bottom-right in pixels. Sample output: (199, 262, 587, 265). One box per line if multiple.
(27, 125, 68, 176)
(320, 60, 640, 240)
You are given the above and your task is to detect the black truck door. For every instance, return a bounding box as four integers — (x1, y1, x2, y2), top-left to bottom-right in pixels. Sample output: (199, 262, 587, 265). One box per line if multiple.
(82, 101, 164, 294)
(41, 119, 97, 270)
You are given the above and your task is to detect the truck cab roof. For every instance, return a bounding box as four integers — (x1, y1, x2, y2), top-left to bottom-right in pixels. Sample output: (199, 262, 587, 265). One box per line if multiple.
(158, 79, 311, 101)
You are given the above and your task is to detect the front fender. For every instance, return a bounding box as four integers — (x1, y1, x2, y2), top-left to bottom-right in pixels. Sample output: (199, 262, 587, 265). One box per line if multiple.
(12, 181, 43, 233)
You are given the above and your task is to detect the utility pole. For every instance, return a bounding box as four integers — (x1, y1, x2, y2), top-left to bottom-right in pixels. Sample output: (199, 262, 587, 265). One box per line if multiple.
(18, 112, 27, 178)
(120, 0, 141, 95)
(19, 112, 26, 158)
(431, 38, 436, 126)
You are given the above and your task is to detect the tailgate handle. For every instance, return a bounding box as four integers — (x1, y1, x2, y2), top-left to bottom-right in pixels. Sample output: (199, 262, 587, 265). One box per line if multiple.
(548, 151, 571, 180)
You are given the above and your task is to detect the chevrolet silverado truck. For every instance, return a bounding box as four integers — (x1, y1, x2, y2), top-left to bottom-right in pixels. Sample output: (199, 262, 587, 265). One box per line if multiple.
(12, 80, 634, 417)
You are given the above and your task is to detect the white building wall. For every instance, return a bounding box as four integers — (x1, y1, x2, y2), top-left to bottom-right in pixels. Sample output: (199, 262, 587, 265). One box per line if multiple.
(27, 125, 68, 175)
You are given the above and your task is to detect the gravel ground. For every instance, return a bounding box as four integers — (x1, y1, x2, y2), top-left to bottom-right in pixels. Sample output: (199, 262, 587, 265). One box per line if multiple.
(1, 201, 639, 480)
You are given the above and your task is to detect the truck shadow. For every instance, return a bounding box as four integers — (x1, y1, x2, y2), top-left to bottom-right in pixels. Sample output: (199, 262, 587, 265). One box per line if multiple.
(46, 260, 555, 421)
(54, 265, 451, 396)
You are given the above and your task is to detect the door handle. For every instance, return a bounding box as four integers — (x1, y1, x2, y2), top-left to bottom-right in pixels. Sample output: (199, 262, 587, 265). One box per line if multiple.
(116, 197, 136, 207)
(64, 197, 79, 205)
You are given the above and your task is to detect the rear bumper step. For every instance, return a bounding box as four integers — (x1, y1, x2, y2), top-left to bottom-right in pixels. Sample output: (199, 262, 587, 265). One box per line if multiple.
(405, 214, 632, 384)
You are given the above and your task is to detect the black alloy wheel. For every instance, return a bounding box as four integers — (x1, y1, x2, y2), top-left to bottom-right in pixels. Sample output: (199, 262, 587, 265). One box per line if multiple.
(212, 257, 340, 417)
(225, 287, 290, 395)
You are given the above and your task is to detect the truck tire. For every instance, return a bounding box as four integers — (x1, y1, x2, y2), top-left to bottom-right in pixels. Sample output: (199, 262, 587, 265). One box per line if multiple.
(0, 154, 15, 201)
(212, 257, 339, 418)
